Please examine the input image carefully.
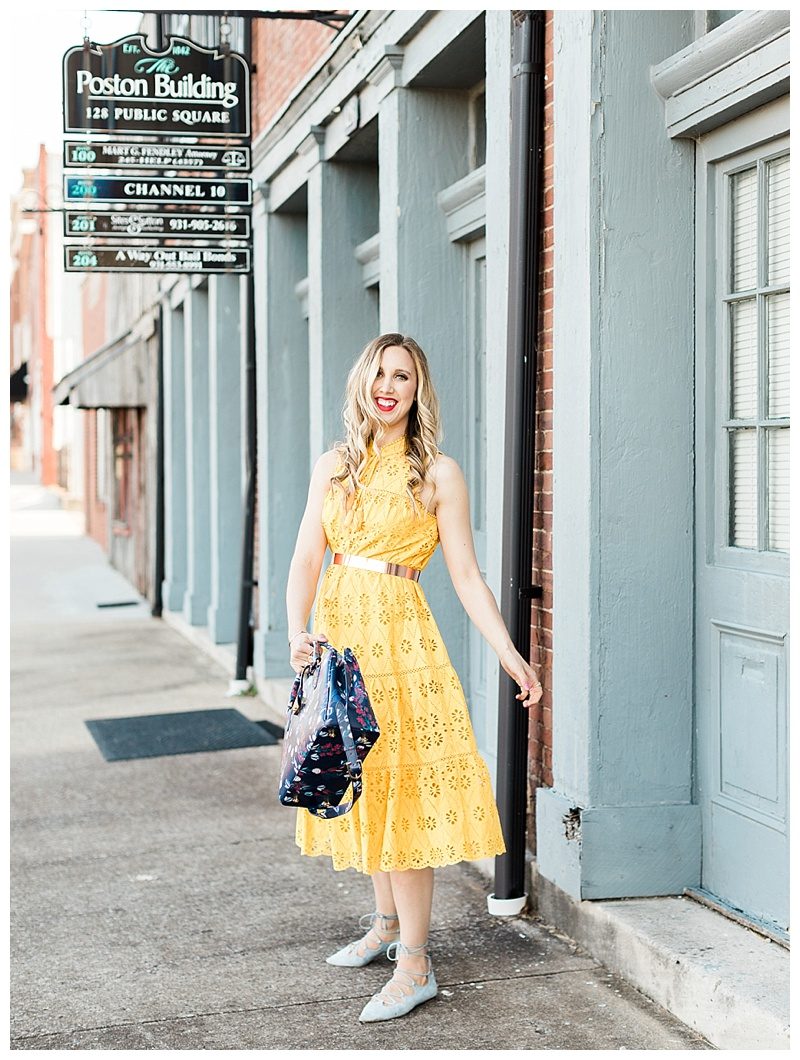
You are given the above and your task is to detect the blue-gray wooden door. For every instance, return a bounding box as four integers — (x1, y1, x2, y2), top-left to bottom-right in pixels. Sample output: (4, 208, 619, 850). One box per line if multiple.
(695, 107, 789, 933)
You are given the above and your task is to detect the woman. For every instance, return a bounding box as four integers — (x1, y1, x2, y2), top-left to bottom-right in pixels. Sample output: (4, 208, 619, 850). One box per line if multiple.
(286, 333, 542, 1023)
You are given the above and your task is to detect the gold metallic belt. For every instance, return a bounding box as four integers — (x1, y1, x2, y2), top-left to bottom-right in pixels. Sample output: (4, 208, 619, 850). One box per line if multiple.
(332, 551, 421, 582)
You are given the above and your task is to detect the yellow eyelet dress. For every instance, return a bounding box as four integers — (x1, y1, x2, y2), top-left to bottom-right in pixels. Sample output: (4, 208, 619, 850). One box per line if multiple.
(294, 434, 507, 874)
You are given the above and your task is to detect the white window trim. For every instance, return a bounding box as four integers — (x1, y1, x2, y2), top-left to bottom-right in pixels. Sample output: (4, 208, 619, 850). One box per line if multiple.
(436, 164, 486, 243)
(354, 232, 380, 289)
(651, 10, 789, 140)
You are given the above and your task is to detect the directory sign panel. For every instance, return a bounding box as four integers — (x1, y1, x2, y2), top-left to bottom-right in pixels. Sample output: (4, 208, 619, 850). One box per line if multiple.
(64, 141, 250, 171)
(62, 34, 252, 273)
(64, 175, 252, 207)
(64, 245, 251, 274)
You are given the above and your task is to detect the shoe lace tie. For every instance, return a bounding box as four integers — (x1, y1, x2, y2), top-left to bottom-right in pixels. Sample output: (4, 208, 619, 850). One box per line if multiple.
(346, 910, 399, 954)
(376, 940, 433, 1003)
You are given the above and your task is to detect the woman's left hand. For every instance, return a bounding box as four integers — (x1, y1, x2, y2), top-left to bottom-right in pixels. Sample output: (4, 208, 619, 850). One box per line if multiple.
(499, 646, 543, 709)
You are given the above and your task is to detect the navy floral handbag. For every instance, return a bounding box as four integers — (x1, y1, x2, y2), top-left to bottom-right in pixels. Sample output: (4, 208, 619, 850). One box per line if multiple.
(278, 643, 380, 819)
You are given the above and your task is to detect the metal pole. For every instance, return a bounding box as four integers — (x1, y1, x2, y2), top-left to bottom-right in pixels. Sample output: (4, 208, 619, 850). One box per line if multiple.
(234, 273, 257, 683)
(233, 16, 257, 686)
(152, 12, 166, 619)
(153, 302, 165, 617)
(490, 10, 546, 914)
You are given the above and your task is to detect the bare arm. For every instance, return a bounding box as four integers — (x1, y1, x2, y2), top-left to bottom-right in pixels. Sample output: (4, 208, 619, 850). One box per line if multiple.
(285, 449, 338, 664)
(434, 455, 542, 708)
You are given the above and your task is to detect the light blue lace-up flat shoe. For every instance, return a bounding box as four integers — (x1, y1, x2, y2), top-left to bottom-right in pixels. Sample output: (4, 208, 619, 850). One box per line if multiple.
(358, 939, 438, 1022)
(326, 911, 400, 967)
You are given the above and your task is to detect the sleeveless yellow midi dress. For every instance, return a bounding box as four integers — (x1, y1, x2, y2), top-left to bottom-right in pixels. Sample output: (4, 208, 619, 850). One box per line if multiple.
(294, 434, 507, 874)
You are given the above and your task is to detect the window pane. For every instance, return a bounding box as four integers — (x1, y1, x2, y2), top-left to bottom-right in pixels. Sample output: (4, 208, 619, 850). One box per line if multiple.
(767, 154, 790, 287)
(767, 428, 789, 552)
(729, 428, 757, 548)
(730, 298, 757, 419)
(730, 166, 757, 292)
(706, 11, 742, 31)
(474, 91, 486, 169)
(767, 291, 790, 417)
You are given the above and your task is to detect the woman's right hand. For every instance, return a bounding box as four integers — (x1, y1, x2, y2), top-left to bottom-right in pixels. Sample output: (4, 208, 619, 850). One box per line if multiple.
(289, 630, 329, 674)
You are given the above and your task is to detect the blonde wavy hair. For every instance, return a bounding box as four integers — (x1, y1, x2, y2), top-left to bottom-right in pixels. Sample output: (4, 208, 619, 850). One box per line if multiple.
(329, 333, 442, 527)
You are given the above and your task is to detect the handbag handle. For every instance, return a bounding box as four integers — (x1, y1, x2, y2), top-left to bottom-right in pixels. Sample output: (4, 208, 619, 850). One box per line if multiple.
(308, 653, 364, 819)
(289, 639, 325, 716)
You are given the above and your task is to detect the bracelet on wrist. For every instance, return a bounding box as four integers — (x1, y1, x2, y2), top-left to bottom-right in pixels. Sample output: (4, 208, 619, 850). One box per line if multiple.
(288, 628, 308, 645)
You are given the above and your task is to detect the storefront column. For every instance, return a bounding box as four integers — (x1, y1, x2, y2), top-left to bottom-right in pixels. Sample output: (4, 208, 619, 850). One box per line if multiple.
(376, 71, 471, 678)
(307, 152, 379, 454)
(207, 273, 244, 643)
(182, 283, 211, 625)
(536, 9, 699, 899)
(161, 301, 187, 610)
(253, 190, 310, 678)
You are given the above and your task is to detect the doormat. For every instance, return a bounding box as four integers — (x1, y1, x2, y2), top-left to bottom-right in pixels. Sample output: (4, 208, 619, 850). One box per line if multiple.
(254, 718, 285, 741)
(86, 708, 279, 762)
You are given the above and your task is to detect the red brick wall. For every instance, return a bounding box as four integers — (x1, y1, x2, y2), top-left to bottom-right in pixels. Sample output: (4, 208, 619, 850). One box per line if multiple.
(252, 15, 343, 137)
(528, 13, 555, 836)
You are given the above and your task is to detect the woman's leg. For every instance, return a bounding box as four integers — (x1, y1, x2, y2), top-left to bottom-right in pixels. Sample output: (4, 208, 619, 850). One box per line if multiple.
(383, 867, 435, 994)
(349, 869, 399, 958)
(371, 868, 397, 917)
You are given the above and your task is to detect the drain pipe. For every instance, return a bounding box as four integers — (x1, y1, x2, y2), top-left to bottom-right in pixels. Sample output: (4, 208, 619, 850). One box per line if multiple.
(488, 10, 546, 917)
(231, 15, 258, 692)
(151, 10, 166, 620)
(152, 301, 165, 618)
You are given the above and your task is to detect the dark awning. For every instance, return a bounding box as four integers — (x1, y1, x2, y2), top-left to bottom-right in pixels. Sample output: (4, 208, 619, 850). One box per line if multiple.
(53, 331, 149, 409)
(10, 361, 28, 403)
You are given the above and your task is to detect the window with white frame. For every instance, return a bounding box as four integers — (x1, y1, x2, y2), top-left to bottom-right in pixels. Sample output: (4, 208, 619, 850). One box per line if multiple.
(724, 149, 789, 553)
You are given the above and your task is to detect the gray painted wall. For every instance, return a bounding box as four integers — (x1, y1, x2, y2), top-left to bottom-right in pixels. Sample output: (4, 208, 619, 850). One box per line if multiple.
(308, 160, 379, 454)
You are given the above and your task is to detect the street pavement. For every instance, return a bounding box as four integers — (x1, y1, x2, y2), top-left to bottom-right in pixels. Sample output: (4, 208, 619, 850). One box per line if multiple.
(9, 478, 712, 1050)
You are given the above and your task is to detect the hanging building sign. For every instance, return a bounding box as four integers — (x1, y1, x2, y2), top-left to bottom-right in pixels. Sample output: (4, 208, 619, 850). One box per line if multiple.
(62, 33, 252, 274)
(63, 35, 250, 139)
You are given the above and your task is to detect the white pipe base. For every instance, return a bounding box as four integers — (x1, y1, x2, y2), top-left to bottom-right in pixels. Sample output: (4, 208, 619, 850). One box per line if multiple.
(226, 679, 255, 697)
(487, 892, 528, 916)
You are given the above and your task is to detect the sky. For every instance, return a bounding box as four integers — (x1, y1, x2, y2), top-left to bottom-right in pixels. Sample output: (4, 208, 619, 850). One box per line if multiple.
(7, 8, 146, 204)
(3, 0, 344, 205)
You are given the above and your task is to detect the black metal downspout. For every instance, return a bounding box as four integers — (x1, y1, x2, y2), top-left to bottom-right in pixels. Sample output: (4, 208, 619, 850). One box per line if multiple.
(234, 271, 258, 682)
(492, 10, 546, 912)
(234, 15, 257, 684)
(152, 11, 166, 619)
(152, 302, 165, 617)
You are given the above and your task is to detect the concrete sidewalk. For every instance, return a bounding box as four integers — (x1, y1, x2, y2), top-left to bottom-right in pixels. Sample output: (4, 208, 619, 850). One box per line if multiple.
(9, 483, 711, 1050)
